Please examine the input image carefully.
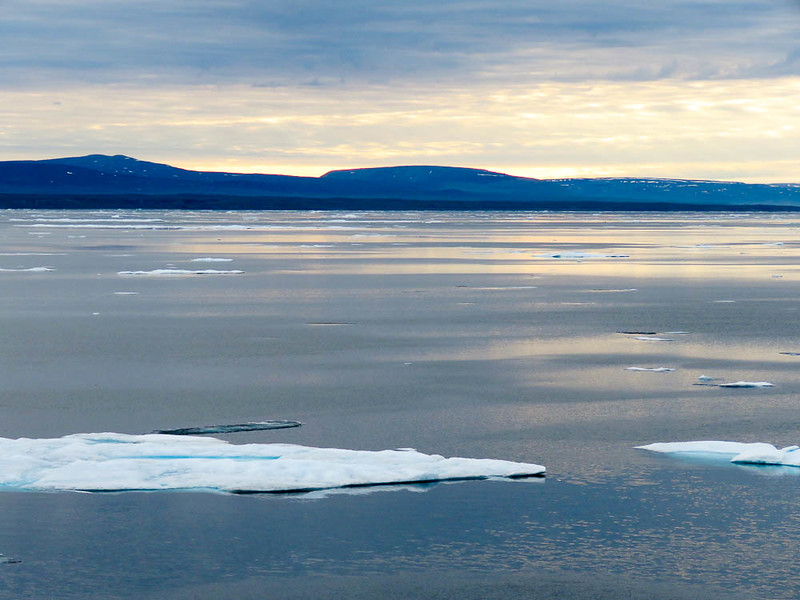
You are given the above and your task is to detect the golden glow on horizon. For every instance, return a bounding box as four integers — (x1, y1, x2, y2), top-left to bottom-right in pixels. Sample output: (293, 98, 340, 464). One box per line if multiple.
(2, 77, 799, 183)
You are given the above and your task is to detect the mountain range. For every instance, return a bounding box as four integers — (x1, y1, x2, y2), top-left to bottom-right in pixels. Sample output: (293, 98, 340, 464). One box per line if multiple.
(0, 154, 798, 210)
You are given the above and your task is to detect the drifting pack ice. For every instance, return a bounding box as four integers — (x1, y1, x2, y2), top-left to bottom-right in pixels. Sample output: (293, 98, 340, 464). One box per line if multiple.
(0, 433, 545, 494)
(638, 441, 800, 468)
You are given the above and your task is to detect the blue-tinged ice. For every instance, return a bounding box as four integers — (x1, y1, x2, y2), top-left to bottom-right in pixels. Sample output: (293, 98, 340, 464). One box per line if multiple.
(0, 433, 545, 494)
(638, 441, 800, 468)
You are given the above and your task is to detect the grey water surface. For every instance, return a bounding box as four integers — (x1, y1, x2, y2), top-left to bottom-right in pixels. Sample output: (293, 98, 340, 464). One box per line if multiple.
(2, 209, 800, 599)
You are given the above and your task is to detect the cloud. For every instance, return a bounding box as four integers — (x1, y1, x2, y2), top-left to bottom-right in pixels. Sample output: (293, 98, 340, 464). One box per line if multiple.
(1, 0, 798, 87)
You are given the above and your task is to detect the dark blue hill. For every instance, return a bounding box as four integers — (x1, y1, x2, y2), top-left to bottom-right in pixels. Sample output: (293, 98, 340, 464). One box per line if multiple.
(0, 154, 798, 210)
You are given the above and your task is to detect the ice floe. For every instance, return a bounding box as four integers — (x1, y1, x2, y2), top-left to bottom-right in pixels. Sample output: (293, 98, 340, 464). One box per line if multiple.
(625, 367, 675, 372)
(118, 269, 243, 276)
(717, 381, 775, 388)
(0, 433, 545, 493)
(635, 336, 674, 342)
(542, 252, 629, 259)
(638, 441, 800, 468)
(190, 257, 233, 262)
(0, 267, 54, 272)
(153, 421, 302, 435)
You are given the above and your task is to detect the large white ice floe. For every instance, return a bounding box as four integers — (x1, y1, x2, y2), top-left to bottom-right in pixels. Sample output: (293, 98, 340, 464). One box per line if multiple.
(637, 441, 800, 467)
(0, 433, 545, 494)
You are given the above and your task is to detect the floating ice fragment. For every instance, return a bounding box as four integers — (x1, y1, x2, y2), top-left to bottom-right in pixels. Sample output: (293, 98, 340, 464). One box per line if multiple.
(779, 352, 800, 356)
(635, 336, 674, 342)
(190, 257, 233, 262)
(618, 331, 657, 335)
(118, 269, 244, 276)
(625, 367, 675, 372)
(0, 266, 54, 272)
(113, 291, 140, 295)
(153, 421, 302, 435)
(0, 433, 545, 493)
(543, 252, 629, 259)
(697, 375, 716, 382)
(717, 381, 775, 388)
(637, 440, 800, 468)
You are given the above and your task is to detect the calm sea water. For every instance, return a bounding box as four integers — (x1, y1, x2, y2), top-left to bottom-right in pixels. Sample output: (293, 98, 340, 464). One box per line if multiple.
(2, 209, 800, 599)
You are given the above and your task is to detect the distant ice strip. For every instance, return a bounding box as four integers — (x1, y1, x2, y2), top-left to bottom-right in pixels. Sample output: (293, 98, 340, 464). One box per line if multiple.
(118, 269, 244, 276)
(717, 381, 775, 388)
(0, 433, 545, 493)
(542, 252, 629, 259)
(0, 267, 54, 272)
(153, 421, 302, 435)
(635, 336, 673, 341)
(638, 441, 800, 468)
(625, 367, 675, 372)
(190, 257, 233, 262)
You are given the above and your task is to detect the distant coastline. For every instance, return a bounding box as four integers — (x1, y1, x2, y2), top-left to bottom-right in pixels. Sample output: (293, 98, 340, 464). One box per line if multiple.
(1, 154, 798, 211)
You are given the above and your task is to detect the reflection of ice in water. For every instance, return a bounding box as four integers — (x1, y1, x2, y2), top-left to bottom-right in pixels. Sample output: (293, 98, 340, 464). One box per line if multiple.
(0, 433, 545, 494)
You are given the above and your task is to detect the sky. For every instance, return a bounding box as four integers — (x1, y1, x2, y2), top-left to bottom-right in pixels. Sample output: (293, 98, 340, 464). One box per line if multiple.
(1, 0, 799, 182)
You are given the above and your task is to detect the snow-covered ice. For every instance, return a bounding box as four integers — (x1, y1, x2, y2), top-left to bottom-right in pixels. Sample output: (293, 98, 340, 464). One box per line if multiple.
(0, 267, 54, 272)
(635, 336, 674, 342)
(190, 257, 233, 262)
(0, 433, 545, 493)
(625, 367, 675, 372)
(638, 441, 800, 468)
(717, 381, 775, 388)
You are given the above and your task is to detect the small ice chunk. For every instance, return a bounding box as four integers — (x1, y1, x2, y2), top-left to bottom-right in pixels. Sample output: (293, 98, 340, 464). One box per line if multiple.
(625, 367, 675, 372)
(717, 381, 775, 388)
(638, 440, 800, 468)
(697, 375, 716, 382)
(0, 267, 54, 272)
(635, 336, 674, 342)
(190, 258, 233, 262)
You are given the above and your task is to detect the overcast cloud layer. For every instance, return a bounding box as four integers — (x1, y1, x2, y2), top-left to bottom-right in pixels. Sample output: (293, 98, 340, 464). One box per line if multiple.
(1, 0, 799, 180)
